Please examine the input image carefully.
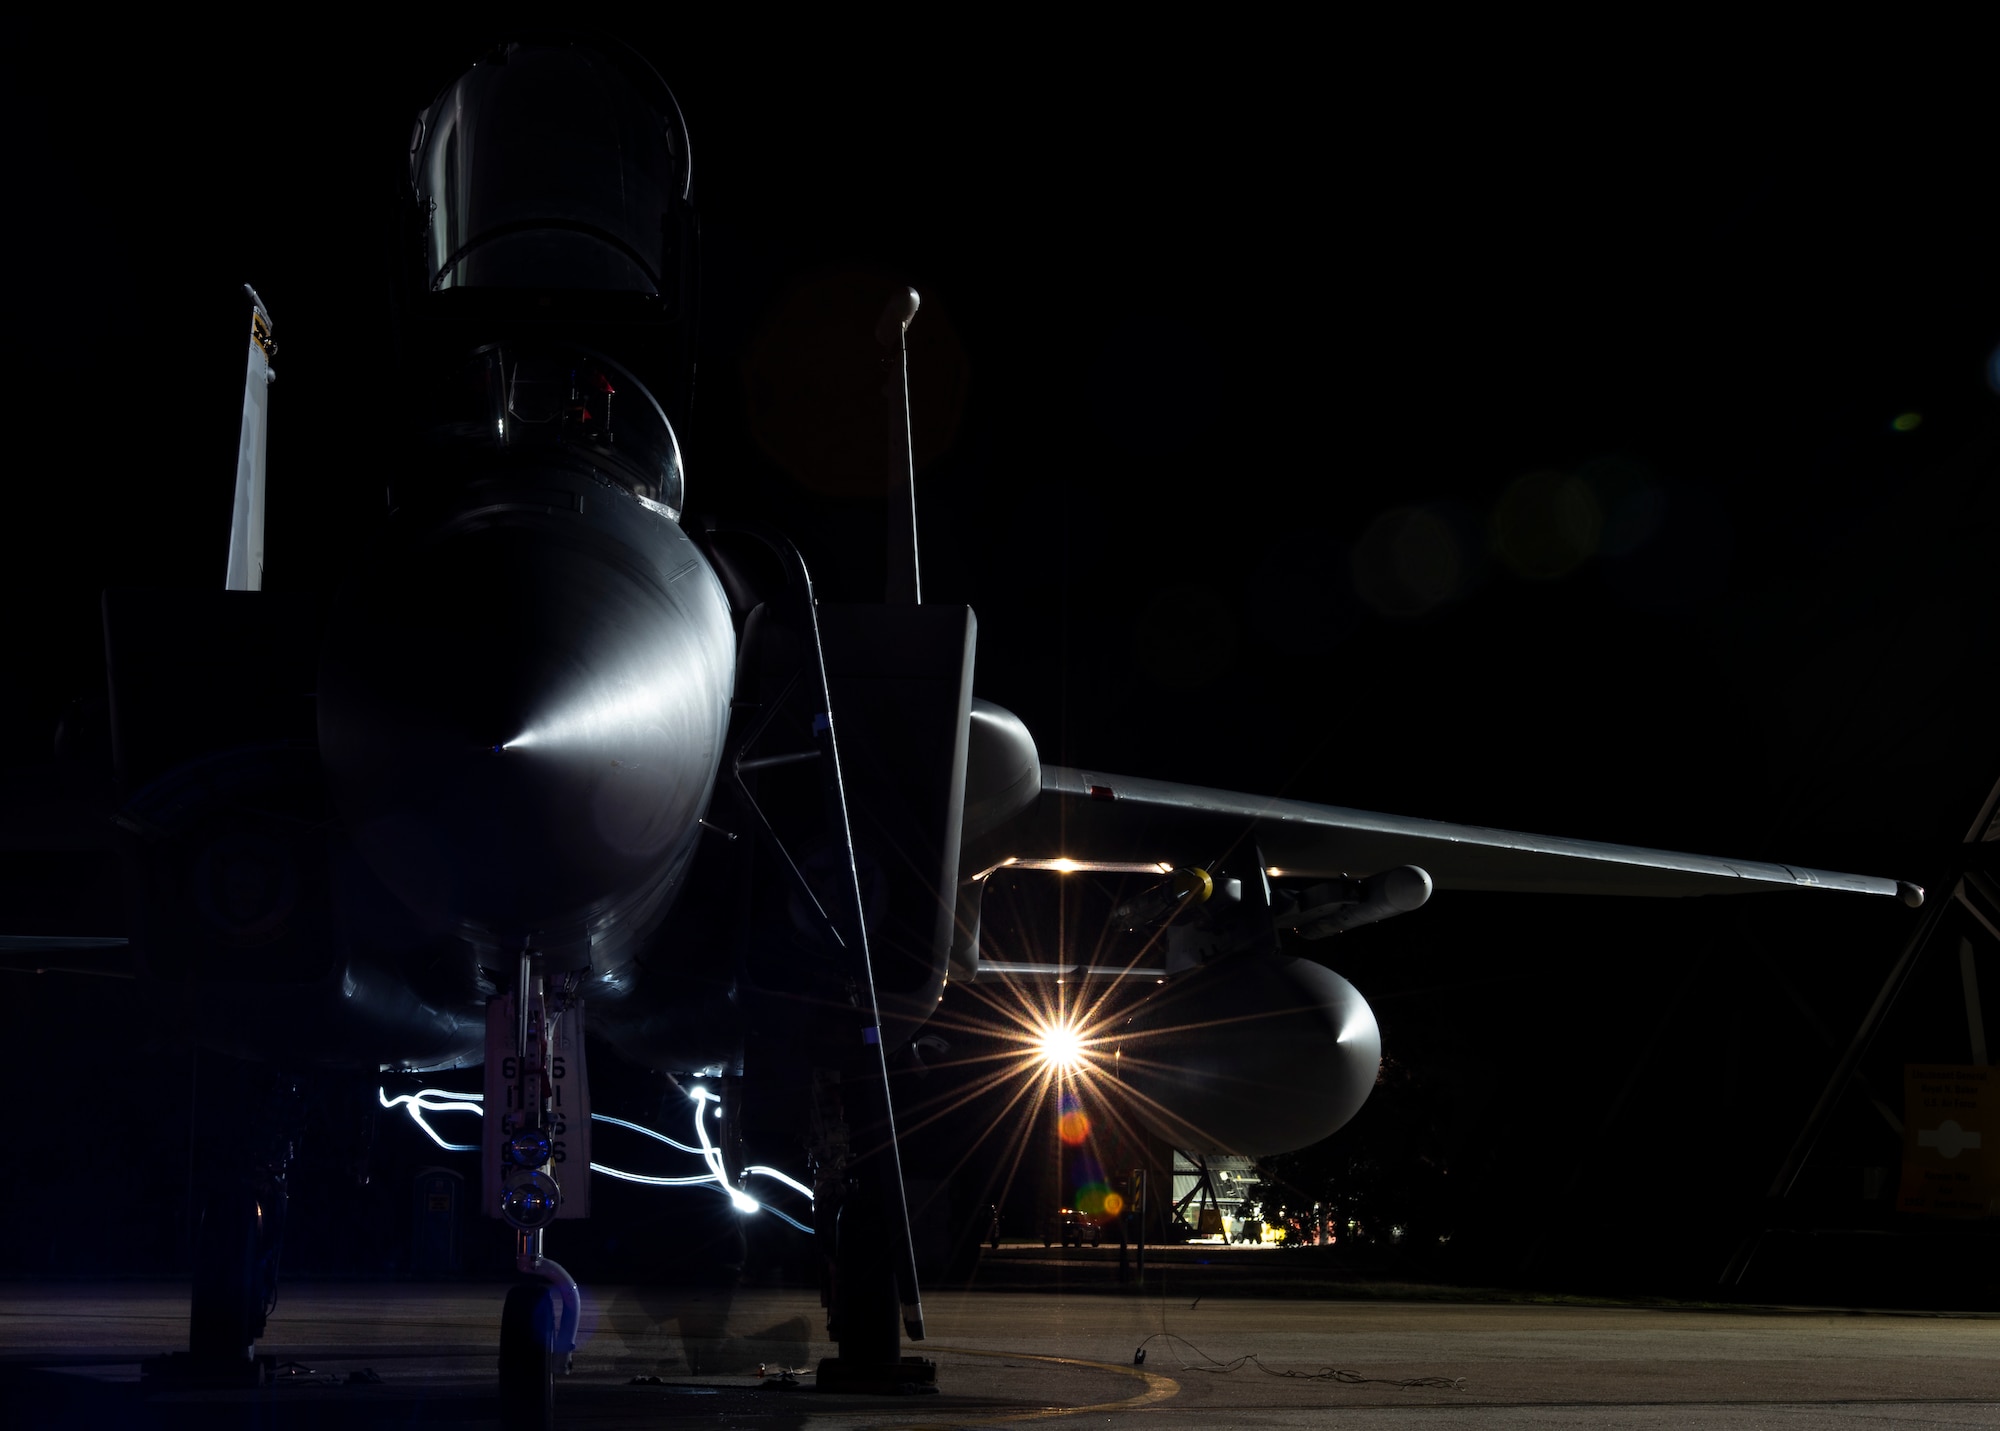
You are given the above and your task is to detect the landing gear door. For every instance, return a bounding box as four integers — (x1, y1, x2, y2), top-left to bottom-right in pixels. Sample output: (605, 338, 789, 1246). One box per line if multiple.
(482, 994, 592, 1219)
(551, 1004, 591, 1218)
(481, 993, 515, 1221)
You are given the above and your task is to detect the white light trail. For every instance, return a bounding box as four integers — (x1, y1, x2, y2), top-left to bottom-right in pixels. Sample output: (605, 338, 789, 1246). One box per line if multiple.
(591, 1111, 704, 1155)
(690, 1086, 731, 1188)
(373, 1085, 816, 1223)
(588, 1163, 728, 1187)
(745, 1165, 814, 1199)
(378, 1087, 483, 1152)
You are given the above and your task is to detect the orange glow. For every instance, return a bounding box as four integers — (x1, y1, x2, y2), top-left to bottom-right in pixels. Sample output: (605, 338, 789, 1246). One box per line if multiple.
(1057, 1110, 1090, 1145)
(1102, 1192, 1125, 1217)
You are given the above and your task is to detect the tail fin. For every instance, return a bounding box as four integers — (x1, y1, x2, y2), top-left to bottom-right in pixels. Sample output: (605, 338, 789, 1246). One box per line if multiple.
(225, 285, 276, 591)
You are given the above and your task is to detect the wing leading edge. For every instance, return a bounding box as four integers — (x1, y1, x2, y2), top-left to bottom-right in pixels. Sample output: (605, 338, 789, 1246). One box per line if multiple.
(979, 766, 1920, 906)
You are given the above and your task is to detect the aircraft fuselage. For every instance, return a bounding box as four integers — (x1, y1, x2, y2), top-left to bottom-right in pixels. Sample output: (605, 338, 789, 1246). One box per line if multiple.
(318, 434, 736, 1015)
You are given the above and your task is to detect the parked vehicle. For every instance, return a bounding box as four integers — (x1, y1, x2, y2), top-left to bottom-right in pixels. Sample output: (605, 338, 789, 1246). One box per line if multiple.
(1045, 1208, 1103, 1247)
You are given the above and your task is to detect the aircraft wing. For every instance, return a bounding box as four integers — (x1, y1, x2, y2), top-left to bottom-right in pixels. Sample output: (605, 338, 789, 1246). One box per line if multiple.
(977, 765, 1919, 904)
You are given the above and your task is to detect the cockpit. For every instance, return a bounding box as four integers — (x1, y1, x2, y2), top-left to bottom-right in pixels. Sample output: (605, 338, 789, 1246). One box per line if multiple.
(399, 40, 692, 519)
(419, 341, 684, 518)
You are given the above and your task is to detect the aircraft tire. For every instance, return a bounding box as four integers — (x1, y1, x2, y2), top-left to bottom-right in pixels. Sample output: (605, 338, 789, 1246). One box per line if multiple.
(835, 1188, 904, 1368)
(498, 1284, 556, 1431)
(189, 1188, 260, 1362)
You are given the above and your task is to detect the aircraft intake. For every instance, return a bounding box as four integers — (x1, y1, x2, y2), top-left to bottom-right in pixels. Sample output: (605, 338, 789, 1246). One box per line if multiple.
(1111, 953, 1381, 1156)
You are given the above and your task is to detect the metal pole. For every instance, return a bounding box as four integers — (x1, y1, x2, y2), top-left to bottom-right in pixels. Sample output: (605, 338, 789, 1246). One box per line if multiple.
(877, 287, 921, 605)
(1134, 1167, 1145, 1283)
(516, 950, 531, 1061)
(1720, 773, 1996, 1287)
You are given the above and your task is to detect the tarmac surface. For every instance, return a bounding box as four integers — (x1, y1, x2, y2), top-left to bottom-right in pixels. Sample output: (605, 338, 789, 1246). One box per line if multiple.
(3, 1276, 1998, 1428)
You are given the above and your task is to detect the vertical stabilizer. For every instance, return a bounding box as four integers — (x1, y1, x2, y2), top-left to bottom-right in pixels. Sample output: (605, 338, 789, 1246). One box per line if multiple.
(225, 286, 276, 591)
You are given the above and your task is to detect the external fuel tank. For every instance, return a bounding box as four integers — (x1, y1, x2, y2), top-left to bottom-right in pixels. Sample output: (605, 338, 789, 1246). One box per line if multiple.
(1112, 954, 1382, 1156)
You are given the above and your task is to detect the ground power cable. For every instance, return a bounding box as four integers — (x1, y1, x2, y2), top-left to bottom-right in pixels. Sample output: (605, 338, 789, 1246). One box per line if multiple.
(1135, 1222, 1463, 1391)
(1133, 1331, 1465, 1390)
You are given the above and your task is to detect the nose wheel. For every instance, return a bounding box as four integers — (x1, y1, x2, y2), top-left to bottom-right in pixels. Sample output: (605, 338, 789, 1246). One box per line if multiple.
(499, 1283, 557, 1431)
(188, 1187, 267, 1363)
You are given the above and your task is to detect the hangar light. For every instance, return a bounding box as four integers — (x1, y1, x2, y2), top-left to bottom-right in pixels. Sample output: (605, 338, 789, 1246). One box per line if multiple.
(1036, 1018, 1087, 1074)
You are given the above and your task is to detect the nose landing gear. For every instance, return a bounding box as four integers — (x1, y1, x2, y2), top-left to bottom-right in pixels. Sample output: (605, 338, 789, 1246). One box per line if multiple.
(489, 954, 586, 1431)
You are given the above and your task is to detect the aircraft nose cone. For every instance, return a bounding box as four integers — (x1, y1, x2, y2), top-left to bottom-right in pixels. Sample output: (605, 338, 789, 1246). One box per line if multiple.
(319, 520, 733, 938)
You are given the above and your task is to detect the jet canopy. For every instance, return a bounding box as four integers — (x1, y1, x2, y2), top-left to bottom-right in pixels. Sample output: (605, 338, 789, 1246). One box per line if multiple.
(421, 342, 685, 517)
(411, 39, 690, 295)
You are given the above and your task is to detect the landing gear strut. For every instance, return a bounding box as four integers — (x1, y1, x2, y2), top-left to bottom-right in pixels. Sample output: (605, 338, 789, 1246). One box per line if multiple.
(147, 1064, 301, 1387)
(706, 522, 938, 1393)
(811, 1074, 936, 1394)
(490, 954, 583, 1431)
(188, 1185, 278, 1363)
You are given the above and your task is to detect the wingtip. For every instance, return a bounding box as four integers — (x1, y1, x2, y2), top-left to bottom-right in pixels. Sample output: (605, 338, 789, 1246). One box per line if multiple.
(1898, 881, 1925, 909)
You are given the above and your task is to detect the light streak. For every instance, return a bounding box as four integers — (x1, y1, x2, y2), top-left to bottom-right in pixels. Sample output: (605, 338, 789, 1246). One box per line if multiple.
(588, 1163, 728, 1187)
(378, 1087, 482, 1152)
(689, 1085, 748, 1209)
(746, 1165, 814, 1198)
(683, 1091, 758, 1213)
(591, 1111, 704, 1155)
(374, 1085, 813, 1223)
(586, 1164, 812, 1230)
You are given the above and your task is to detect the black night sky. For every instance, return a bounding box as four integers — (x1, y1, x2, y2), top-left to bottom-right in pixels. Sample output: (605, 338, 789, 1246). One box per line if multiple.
(3, 22, 1995, 1294)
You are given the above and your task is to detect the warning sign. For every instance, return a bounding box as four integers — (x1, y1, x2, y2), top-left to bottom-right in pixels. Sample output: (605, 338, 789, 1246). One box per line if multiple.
(1898, 1065, 1999, 1218)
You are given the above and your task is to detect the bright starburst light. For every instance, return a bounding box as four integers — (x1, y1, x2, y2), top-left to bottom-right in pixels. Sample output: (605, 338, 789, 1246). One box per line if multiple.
(858, 878, 1212, 1244)
(1036, 1018, 1087, 1073)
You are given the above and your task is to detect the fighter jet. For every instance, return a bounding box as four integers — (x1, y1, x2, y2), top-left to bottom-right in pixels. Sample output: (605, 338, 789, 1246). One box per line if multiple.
(0, 34, 1921, 1429)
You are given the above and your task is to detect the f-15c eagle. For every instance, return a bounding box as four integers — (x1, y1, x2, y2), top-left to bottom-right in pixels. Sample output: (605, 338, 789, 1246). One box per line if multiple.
(0, 34, 1918, 1429)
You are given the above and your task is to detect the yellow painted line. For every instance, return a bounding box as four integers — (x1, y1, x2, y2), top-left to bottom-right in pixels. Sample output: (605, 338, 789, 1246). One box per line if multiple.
(894, 1344, 1179, 1427)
